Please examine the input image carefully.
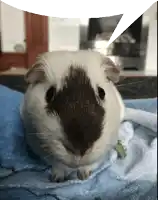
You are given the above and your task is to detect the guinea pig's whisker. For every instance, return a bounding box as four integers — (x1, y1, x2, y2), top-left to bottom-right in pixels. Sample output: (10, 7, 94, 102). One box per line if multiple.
(27, 132, 53, 136)
(44, 153, 53, 159)
(27, 132, 37, 135)
(117, 81, 143, 88)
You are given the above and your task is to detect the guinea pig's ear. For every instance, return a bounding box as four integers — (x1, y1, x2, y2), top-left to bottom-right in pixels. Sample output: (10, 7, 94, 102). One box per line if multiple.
(25, 62, 45, 84)
(102, 57, 120, 83)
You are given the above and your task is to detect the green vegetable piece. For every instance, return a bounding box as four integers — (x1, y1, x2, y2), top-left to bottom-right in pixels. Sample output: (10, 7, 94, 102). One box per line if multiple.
(115, 140, 127, 159)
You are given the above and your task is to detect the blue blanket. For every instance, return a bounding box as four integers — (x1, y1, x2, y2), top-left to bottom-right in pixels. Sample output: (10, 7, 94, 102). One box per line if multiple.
(0, 85, 157, 200)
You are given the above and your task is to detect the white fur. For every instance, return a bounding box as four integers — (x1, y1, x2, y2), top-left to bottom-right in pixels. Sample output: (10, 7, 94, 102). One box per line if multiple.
(21, 50, 125, 181)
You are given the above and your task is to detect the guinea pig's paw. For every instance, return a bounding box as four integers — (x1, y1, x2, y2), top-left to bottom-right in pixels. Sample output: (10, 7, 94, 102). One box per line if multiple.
(77, 169, 92, 180)
(50, 168, 67, 183)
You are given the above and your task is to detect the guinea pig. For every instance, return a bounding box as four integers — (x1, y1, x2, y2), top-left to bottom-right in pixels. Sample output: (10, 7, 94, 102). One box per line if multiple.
(20, 50, 125, 182)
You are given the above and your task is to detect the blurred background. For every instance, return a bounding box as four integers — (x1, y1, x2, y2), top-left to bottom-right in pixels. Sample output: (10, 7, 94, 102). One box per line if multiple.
(0, 1, 157, 98)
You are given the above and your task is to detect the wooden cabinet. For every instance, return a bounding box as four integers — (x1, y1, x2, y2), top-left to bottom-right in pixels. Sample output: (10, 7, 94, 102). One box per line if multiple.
(0, 3, 48, 71)
(25, 12, 48, 67)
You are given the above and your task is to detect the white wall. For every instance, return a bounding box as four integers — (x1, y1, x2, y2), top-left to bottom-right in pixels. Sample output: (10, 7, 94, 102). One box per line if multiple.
(145, 2, 157, 75)
(0, 4, 81, 53)
(0, 2, 25, 52)
(48, 18, 80, 51)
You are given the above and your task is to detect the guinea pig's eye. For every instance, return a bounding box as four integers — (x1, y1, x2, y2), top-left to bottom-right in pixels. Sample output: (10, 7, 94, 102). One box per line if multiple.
(45, 86, 56, 103)
(98, 86, 105, 100)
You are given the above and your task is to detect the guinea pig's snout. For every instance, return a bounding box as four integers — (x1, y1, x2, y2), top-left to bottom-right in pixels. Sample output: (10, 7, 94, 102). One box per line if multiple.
(62, 114, 104, 157)
(64, 142, 88, 157)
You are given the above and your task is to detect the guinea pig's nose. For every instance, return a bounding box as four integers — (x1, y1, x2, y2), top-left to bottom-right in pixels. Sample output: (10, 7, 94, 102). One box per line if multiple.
(72, 149, 86, 157)
(80, 149, 87, 157)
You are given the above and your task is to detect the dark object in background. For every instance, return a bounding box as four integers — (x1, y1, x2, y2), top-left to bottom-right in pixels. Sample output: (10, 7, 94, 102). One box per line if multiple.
(80, 15, 146, 71)
(128, 16, 142, 43)
(88, 16, 142, 44)
(117, 77, 157, 99)
(0, 75, 157, 99)
(88, 18, 103, 41)
(87, 16, 142, 57)
(0, 75, 27, 93)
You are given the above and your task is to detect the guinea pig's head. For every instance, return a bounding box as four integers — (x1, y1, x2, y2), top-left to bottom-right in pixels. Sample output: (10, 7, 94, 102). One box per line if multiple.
(24, 50, 123, 167)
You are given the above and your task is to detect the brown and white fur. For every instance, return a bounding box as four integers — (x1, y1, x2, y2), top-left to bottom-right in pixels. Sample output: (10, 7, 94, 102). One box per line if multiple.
(20, 50, 125, 182)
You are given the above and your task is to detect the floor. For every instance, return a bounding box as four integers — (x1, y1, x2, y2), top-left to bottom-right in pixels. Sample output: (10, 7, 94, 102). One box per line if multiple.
(0, 75, 157, 99)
